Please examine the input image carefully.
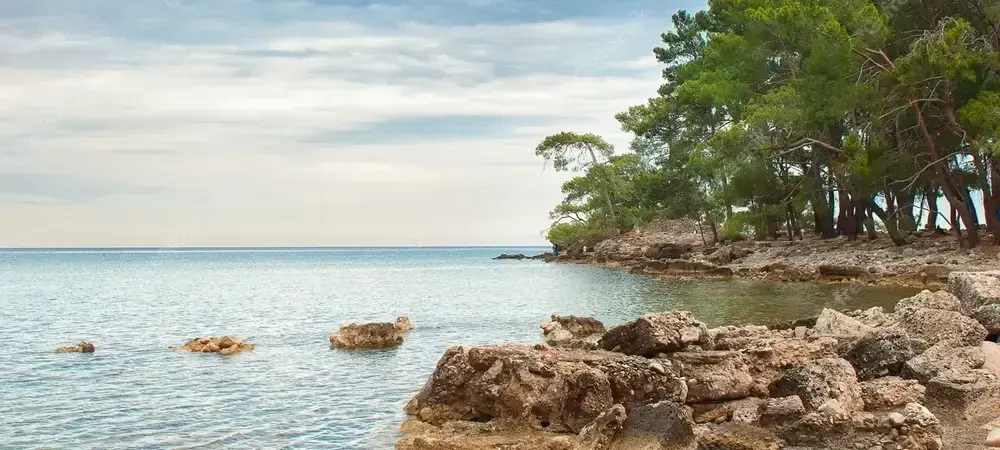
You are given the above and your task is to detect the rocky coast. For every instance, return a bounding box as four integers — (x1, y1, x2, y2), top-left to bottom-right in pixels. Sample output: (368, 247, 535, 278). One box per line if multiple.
(543, 221, 1000, 289)
(397, 271, 1000, 449)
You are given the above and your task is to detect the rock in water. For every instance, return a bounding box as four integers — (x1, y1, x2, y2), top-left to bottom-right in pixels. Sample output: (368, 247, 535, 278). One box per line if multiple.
(395, 316, 414, 332)
(56, 341, 95, 353)
(541, 315, 605, 348)
(330, 322, 403, 349)
(176, 336, 255, 355)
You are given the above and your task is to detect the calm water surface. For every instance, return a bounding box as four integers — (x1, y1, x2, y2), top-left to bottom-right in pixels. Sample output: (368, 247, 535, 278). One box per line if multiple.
(0, 247, 917, 449)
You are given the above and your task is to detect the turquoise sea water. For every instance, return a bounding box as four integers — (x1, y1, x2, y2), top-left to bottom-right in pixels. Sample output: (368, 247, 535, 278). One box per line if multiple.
(0, 247, 917, 449)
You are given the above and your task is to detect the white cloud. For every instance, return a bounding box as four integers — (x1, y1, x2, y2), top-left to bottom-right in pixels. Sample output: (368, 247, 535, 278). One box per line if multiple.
(0, 2, 672, 246)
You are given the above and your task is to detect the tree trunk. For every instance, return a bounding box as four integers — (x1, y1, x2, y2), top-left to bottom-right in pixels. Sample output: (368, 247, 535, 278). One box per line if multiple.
(697, 218, 707, 246)
(586, 147, 618, 234)
(894, 189, 917, 232)
(925, 184, 939, 230)
(837, 189, 858, 237)
(707, 216, 719, 244)
(868, 198, 908, 246)
(810, 164, 836, 238)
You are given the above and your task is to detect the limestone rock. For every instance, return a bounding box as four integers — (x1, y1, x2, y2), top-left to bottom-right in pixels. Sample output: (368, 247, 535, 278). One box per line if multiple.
(923, 370, 1000, 413)
(768, 358, 864, 413)
(987, 428, 1000, 447)
(694, 423, 783, 450)
(901, 339, 986, 383)
(895, 289, 962, 312)
(599, 311, 710, 357)
(176, 336, 254, 355)
(818, 265, 866, 278)
(395, 420, 578, 450)
(859, 377, 925, 410)
(56, 341, 95, 353)
(493, 253, 526, 260)
(948, 271, 1000, 313)
(541, 315, 605, 348)
(330, 322, 403, 349)
(758, 396, 805, 426)
(842, 327, 919, 380)
(971, 304, 1000, 336)
(578, 404, 627, 450)
(667, 351, 754, 403)
(403, 345, 687, 433)
(893, 307, 986, 349)
(813, 308, 870, 338)
(544, 315, 605, 338)
(609, 401, 696, 450)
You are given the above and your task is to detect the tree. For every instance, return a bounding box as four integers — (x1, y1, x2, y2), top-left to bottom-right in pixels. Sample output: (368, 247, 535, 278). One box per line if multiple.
(536, 132, 620, 232)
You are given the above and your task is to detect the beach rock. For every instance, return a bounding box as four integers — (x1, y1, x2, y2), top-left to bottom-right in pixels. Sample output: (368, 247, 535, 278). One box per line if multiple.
(901, 339, 986, 383)
(598, 311, 709, 357)
(395, 420, 578, 450)
(768, 358, 864, 413)
(643, 243, 694, 260)
(971, 304, 1000, 336)
(667, 351, 754, 403)
(987, 428, 1000, 447)
(923, 370, 1000, 412)
(895, 289, 962, 312)
(493, 253, 526, 260)
(609, 401, 695, 450)
(848, 306, 896, 328)
(949, 271, 1000, 312)
(55, 341, 95, 353)
(841, 327, 919, 380)
(396, 316, 414, 332)
(758, 396, 806, 426)
(177, 335, 254, 355)
(545, 315, 605, 338)
(818, 264, 865, 278)
(541, 315, 605, 349)
(578, 404, 627, 450)
(859, 377, 925, 410)
(330, 322, 403, 349)
(813, 308, 870, 338)
(694, 423, 783, 450)
(984, 341, 1000, 376)
(893, 307, 986, 349)
(403, 344, 687, 433)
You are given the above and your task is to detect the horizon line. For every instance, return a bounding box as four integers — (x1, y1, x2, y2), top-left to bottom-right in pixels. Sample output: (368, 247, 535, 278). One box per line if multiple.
(0, 245, 551, 250)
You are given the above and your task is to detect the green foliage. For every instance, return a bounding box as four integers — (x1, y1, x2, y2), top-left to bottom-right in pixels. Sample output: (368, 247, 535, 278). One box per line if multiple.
(536, 0, 1000, 246)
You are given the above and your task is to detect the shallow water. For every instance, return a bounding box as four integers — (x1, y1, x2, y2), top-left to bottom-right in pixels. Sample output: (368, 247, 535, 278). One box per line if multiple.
(0, 247, 917, 449)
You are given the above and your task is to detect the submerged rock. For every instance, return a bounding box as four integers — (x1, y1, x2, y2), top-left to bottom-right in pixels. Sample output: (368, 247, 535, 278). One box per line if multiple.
(176, 335, 254, 355)
(330, 322, 403, 349)
(56, 341, 95, 353)
(493, 253, 526, 260)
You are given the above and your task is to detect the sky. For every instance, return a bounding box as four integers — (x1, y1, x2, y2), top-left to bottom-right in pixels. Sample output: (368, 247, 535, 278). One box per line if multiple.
(0, 0, 706, 247)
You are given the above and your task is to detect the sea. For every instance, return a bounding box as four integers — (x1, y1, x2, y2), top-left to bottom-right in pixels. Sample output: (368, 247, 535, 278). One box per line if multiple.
(0, 247, 918, 449)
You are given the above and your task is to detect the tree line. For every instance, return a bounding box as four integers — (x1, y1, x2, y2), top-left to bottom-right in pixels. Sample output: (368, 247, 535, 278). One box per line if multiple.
(537, 0, 1000, 251)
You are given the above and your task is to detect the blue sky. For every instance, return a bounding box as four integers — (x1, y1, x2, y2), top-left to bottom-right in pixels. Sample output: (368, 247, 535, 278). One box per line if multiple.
(0, 0, 705, 246)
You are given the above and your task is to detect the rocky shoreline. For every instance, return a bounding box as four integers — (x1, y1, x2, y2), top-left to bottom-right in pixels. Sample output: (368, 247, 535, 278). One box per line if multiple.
(397, 271, 1000, 449)
(540, 227, 1000, 289)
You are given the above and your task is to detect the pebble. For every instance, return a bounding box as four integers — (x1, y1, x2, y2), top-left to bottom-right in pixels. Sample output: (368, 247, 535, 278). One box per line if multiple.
(987, 428, 1000, 447)
(648, 362, 666, 375)
(888, 412, 905, 427)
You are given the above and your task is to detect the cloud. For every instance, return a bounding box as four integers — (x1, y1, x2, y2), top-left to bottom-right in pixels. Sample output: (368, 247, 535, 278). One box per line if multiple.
(0, 0, 700, 246)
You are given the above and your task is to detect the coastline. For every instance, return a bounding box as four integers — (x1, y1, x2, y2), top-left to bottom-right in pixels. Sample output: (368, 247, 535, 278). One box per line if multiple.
(540, 227, 1000, 289)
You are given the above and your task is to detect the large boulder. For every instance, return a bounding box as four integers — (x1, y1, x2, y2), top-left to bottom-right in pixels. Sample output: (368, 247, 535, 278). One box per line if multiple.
(541, 315, 605, 348)
(666, 351, 755, 403)
(599, 312, 710, 357)
(894, 289, 962, 312)
(948, 271, 1000, 313)
(813, 308, 870, 338)
(403, 345, 687, 433)
(330, 322, 404, 349)
(893, 307, 987, 349)
(971, 304, 1000, 337)
(841, 327, 919, 380)
(609, 401, 696, 450)
(859, 377, 926, 411)
(175, 335, 254, 355)
(768, 358, 864, 413)
(902, 339, 986, 383)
